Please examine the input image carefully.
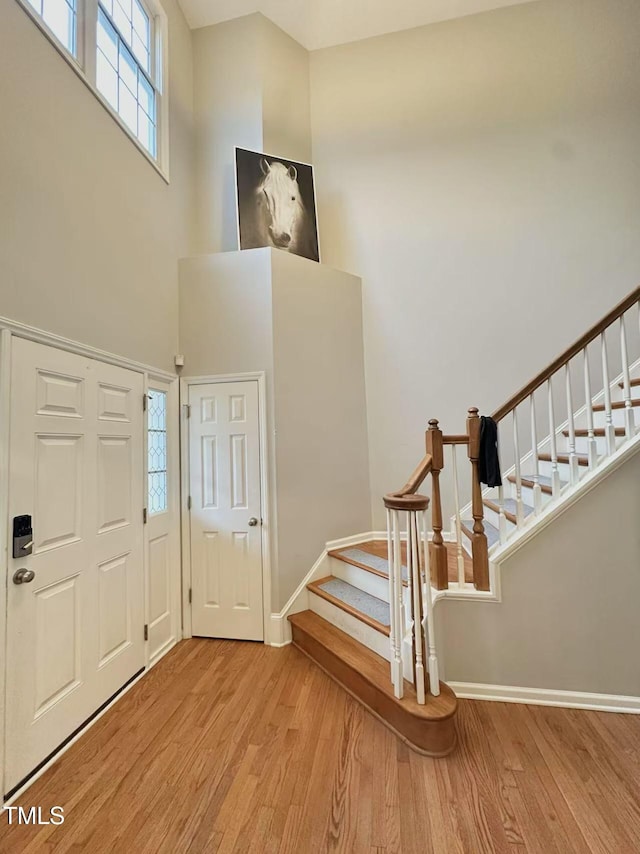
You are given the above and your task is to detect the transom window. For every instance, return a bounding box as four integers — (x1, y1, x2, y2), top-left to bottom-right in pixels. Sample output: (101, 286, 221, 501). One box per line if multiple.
(17, 0, 166, 171)
(148, 390, 168, 514)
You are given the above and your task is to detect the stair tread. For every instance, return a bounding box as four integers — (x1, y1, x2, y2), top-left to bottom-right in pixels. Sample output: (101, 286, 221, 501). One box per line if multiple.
(592, 397, 640, 411)
(619, 378, 640, 388)
(461, 519, 500, 548)
(483, 497, 534, 522)
(538, 452, 589, 466)
(308, 576, 390, 635)
(329, 546, 408, 584)
(288, 610, 457, 724)
(565, 427, 625, 437)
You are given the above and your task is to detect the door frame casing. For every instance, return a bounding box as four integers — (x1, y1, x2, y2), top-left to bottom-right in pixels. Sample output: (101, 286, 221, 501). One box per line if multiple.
(0, 317, 180, 799)
(180, 372, 272, 643)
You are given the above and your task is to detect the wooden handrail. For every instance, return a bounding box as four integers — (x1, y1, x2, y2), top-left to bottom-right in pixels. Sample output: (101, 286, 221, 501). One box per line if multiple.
(391, 453, 433, 497)
(492, 286, 640, 422)
(442, 434, 468, 445)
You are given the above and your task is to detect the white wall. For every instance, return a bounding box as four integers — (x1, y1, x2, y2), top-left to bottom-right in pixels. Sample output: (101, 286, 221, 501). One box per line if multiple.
(0, 0, 194, 371)
(309, 0, 640, 526)
(436, 449, 640, 697)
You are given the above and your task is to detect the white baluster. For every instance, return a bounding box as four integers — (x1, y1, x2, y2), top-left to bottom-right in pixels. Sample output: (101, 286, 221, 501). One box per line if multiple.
(409, 512, 426, 704)
(583, 346, 598, 468)
(391, 509, 404, 698)
(386, 507, 396, 689)
(565, 363, 579, 485)
(420, 510, 440, 697)
(497, 485, 508, 544)
(513, 410, 525, 524)
(547, 378, 561, 496)
(620, 315, 635, 439)
(601, 331, 616, 456)
(451, 445, 466, 584)
(529, 393, 542, 514)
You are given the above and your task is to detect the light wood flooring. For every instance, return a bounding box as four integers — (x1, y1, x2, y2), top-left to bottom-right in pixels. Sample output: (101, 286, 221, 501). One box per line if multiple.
(2, 639, 640, 853)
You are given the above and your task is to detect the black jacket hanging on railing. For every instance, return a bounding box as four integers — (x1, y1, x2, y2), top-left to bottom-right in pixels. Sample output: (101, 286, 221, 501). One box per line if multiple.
(479, 416, 502, 487)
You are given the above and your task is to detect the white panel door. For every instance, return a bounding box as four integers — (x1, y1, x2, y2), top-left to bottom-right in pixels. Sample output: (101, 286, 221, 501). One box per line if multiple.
(189, 381, 263, 640)
(5, 338, 144, 793)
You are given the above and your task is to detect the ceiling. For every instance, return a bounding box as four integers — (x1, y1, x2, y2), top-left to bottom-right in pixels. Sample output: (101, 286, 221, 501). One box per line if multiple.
(178, 0, 537, 50)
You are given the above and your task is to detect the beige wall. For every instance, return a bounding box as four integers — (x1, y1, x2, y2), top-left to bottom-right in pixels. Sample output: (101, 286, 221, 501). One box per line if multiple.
(0, 0, 194, 371)
(179, 249, 371, 610)
(271, 250, 371, 606)
(436, 449, 640, 696)
(193, 13, 312, 255)
(309, 0, 640, 526)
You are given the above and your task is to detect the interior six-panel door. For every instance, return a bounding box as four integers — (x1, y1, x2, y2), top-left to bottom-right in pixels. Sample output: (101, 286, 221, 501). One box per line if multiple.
(189, 381, 264, 641)
(5, 338, 145, 793)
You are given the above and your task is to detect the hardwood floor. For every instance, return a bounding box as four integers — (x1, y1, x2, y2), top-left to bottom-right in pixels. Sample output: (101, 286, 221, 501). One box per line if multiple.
(2, 639, 640, 853)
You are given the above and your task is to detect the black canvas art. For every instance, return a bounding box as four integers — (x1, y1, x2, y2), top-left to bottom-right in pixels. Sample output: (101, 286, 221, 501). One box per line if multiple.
(235, 148, 320, 263)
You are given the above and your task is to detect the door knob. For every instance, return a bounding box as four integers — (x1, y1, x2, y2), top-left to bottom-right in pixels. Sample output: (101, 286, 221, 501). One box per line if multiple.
(248, 517, 259, 527)
(13, 568, 35, 585)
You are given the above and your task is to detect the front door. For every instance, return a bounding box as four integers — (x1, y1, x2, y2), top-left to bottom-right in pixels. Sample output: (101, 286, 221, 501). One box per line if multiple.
(5, 338, 145, 793)
(188, 380, 264, 640)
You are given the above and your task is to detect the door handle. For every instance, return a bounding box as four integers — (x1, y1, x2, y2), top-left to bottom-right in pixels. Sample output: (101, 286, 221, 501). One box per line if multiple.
(13, 568, 35, 585)
(248, 517, 259, 527)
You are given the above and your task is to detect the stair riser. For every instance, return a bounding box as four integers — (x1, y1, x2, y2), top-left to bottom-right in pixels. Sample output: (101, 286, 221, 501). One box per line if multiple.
(308, 591, 415, 681)
(508, 481, 556, 509)
(482, 503, 517, 533)
(571, 434, 619, 457)
(308, 591, 391, 662)
(591, 407, 637, 430)
(537, 458, 574, 482)
(328, 555, 396, 604)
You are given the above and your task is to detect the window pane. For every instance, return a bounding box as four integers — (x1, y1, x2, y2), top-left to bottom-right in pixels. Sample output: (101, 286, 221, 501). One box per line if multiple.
(118, 80, 137, 132)
(148, 472, 167, 514)
(132, 32, 149, 72)
(132, 0, 149, 44)
(112, 0, 131, 40)
(118, 42, 137, 94)
(97, 50, 118, 109)
(137, 108, 156, 155)
(138, 73, 154, 118)
(148, 428, 166, 474)
(97, 10, 118, 68)
(43, 0, 75, 53)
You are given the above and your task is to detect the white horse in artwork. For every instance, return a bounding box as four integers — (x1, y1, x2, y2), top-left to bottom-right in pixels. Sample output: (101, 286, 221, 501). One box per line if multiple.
(255, 158, 308, 254)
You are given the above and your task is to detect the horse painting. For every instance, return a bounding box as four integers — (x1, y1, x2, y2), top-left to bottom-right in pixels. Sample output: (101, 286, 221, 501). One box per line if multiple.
(235, 149, 320, 262)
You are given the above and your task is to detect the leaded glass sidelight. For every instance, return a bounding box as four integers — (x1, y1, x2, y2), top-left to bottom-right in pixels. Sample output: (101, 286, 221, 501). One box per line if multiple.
(148, 390, 167, 514)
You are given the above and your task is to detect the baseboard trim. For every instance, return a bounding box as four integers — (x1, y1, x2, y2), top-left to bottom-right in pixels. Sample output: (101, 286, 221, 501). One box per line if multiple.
(449, 681, 640, 713)
(325, 531, 377, 551)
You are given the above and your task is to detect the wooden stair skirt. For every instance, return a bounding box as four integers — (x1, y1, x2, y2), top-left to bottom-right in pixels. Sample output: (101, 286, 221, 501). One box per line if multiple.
(288, 610, 457, 757)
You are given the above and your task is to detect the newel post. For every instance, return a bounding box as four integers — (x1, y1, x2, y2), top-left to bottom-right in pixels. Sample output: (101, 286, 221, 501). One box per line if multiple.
(466, 408, 490, 591)
(426, 419, 448, 590)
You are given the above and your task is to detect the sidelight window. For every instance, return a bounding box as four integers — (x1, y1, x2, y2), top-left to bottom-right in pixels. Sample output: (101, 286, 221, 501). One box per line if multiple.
(147, 390, 168, 514)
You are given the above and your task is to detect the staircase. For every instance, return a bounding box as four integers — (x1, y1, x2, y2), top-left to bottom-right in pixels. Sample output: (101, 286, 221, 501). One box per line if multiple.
(288, 542, 458, 756)
(287, 286, 640, 757)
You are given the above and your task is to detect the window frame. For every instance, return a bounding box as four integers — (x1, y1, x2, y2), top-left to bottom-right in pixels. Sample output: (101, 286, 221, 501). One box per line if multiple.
(15, 0, 170, 181)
